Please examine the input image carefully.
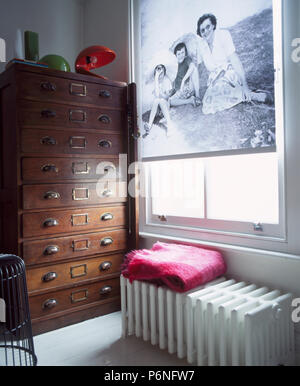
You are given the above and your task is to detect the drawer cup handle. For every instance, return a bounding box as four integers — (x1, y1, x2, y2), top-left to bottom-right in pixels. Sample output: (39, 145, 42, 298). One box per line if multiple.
(41, 109, 56, 118)
(100, 285, 112, 295)
(42, 272, 57, 282)
(104, 165, 116, 174)
(44, 245, 60, 255)
(99, 90, 111, 98)
(98, 140, 112, 149)
(100, 213, 113, 221)
(42, 164, 58, 173)
(99, 261, 112, 271)
(102, 189, 113, 198)
(41, 136, 57, 146)
(98, 115, 111, 124)
(43, 218, 59, 227)
(44, 191, 61, 200)
(43, 299, 57, 310)
(41, 82, 56, 92)
(100, 237, 113, 246)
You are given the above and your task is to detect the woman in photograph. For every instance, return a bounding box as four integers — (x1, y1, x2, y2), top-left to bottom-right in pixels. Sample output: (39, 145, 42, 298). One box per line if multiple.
(196, 13, 272, 115)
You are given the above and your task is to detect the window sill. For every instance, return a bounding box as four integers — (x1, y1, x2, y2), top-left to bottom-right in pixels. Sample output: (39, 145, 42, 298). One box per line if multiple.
(145, 220, 286, 242)
(139, 231, 300, 262)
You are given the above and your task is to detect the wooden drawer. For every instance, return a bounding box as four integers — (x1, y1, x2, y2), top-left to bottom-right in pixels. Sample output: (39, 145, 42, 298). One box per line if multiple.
(22, 157, 121, 182)
(26, 254, 123, 293)
(23, 229, 127, 265)
(21, 128, 125, 155)
(18, 100, 126, 131)
(17, 71, 126, 108)
(22, 205, 126, 238)
(29, 277, 120, 319)
(22, 182, 127, 209)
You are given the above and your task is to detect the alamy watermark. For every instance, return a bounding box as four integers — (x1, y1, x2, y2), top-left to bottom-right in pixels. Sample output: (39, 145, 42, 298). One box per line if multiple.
(291, 38, 300, 63)
(0, 297, 5, 323)
(96, 154, 202, 204)
(95, 154, 145, 199)
(292, 298, 300, 323)
(0, 38, 5, 63)
(97, 154, 206, 215)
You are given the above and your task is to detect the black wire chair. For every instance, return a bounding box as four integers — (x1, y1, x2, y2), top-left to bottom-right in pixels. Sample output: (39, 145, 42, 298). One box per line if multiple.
(0, 254, 37, 366)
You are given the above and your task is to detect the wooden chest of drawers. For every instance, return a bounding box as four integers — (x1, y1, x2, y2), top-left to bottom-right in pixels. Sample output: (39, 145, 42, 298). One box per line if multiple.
(0, 63, 138, 335)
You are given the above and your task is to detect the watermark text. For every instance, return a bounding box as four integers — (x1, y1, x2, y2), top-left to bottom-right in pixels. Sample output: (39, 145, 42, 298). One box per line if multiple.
(0, 38, 5, 62)
(0, 297, 5, 322)
(291, 38, 300, 63)
(292, 298, 300, 323)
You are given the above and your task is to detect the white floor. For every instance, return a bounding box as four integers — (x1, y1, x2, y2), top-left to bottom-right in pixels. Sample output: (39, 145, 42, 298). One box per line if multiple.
(33, 311, 190, 366)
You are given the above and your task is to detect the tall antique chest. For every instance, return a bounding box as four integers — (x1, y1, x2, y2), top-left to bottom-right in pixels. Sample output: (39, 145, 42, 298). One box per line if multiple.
(0, 63, 138, 335)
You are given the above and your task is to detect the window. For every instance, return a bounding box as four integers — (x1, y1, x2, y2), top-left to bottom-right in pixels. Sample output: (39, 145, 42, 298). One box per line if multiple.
(142, 151, 285, 244)
(131, 0, 286, 249)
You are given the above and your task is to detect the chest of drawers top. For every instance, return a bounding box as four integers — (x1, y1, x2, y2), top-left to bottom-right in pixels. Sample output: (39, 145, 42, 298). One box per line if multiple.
(5, 62, 128, 110)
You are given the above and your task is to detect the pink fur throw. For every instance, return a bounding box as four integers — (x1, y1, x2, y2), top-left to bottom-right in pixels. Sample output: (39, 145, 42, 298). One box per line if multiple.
(122, 242, 227, 293)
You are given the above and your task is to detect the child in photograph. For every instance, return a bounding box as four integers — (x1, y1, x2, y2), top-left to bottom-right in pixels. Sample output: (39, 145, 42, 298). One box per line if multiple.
(169, 42, 201, 108)
(143, 64, 174, 138)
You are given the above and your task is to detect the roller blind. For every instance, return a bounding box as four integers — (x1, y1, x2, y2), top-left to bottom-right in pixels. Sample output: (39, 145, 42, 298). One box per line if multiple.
(135, 0, 283, 161)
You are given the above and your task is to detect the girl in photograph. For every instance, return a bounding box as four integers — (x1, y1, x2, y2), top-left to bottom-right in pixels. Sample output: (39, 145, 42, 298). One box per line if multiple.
(196, 13, 272, 115)
(143, 64, 173, 138)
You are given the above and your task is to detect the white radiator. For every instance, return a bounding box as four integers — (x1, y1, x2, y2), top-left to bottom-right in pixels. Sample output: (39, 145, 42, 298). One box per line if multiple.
(121, 275, 295, 366)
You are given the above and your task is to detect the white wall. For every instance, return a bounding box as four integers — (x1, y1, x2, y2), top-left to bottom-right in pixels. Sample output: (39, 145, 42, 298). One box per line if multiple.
(0, 0, 83, 73)
(283, 0, 300, 257)
(0, 0, 129, 81)
(82, 0, 130, 82)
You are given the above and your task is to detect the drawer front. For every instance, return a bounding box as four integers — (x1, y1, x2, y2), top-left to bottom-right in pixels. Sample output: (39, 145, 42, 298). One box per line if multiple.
(26, 254, 123, 293)
(18, 100, 126, 131)
(23, 229, 127, 265)
(22, 205, 126, 238)
(21, 128, 125, 155)
(22, 157, 120, 182)
(23, 182, 127, 209)
(29, 277, 120, 319)
(17, 72, 126, 108)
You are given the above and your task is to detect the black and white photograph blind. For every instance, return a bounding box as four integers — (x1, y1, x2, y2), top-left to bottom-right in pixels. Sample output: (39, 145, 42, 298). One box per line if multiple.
(139, 0, 281, 159)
